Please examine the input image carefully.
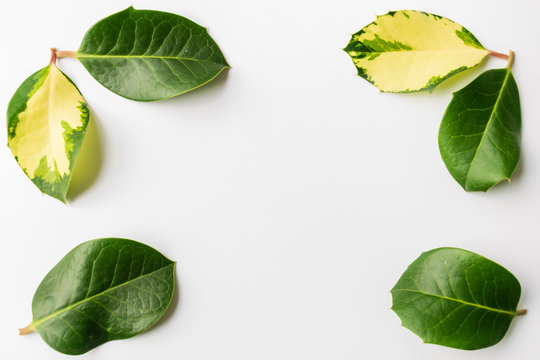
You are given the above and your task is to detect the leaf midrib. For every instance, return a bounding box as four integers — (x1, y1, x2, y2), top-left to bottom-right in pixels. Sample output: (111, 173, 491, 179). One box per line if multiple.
(46, 66, 55, 165)
(32, 262, 174, 329)
(393, 288, 516, 316)
(464, 69, 511, 189)
(351, 48, 488, 55)
(76, 53, 226, 64)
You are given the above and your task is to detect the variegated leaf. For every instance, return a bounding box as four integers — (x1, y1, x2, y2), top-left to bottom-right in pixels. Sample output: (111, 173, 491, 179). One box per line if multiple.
(344, 10, 489, 92)
(7, 54, 89, 203)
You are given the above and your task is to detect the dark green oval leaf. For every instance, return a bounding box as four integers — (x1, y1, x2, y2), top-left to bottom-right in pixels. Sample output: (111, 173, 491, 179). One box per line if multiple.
(21, 238, 175, 355)
(7, 60, 89, 203)
(77, 7, 229, 101)
(439, 68, 521, 191)
(391, 248, 523, 350)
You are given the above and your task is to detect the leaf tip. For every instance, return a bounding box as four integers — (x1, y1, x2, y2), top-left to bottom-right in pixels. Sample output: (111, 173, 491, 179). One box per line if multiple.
(41, 188, 67, 204)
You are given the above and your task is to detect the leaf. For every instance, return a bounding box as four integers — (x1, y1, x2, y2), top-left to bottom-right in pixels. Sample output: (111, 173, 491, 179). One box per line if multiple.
(344, 10, 489, 92)
(7, 55, 89, 203)
(20, 238, 176, 355)
(391, 248, 523, 350)
(76, 7, 229, 101)
(438, 67, 521, 191)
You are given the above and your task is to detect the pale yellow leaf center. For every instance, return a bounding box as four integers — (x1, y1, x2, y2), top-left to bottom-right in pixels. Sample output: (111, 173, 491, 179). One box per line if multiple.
(10, 64, 85, 178)
(350, 11, 489, 92)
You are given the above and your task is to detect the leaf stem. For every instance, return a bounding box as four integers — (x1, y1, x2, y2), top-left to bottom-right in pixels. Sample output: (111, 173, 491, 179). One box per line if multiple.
(49, 48, 57, 65)
(19, 323, 35, 335)
(507, 50, 515, 69)
(55, 50, 77, 58)
(516, 309, 527, 316)
(488, 50, 509, 60)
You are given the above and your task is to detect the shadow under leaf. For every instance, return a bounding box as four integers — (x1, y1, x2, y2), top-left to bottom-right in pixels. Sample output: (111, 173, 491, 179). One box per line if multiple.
(164, 68, 230, 105)
(431, 59, 488, 96)
(67, 110, 104, 201)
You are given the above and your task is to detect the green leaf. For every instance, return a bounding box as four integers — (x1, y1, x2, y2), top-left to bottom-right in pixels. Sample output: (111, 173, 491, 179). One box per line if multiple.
(344, 10, 489, 92)
(20, 238, 176, 355)
(77, 7, 229, 101)
(391, 248, 523, 350)
(439, 67, 521, 191)
(7, 58, 89, 203)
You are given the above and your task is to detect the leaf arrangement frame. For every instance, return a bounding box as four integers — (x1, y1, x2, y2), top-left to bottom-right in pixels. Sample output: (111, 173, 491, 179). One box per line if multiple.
(344, 10, 521, 192)
(7, 6, 229, 202)
(9, 5, 529, 357)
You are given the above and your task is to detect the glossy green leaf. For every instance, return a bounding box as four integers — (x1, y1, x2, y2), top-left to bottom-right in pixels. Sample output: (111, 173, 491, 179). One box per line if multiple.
(7, 57, 89, 203)
(20, 238, 175, 355)
(391, 248, 524, 350)
(77, 7, 229, 101)
(439, 67, 521, 191)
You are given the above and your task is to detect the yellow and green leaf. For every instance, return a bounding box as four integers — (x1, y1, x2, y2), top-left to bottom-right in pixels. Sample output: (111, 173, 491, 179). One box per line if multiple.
(344, 10, 489, 92)
(7, 61, 89, 203)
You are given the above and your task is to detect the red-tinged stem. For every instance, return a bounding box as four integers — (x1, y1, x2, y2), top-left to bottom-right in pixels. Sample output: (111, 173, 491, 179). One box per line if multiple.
(516, 309, 527, 316)
(55, 50, 77, 58)
(488, 50, 509, 60)
(19, 324, 35, 335)
(49, 48, 57, 65)
(507, 50, 515, 69)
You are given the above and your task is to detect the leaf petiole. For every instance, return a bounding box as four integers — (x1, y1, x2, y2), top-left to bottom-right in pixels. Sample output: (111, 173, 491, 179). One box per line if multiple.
(507, 50, 515, 69)
(516, 309, 527, 316)
(488, 50, 509, 60)
(55, 50, 77, 58)
(19, 323, 35, 335)
(49, 48, 57, 65)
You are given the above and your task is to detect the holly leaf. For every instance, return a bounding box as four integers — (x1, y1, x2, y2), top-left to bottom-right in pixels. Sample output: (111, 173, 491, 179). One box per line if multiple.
(344, 10, 489, 92)
(438, 66, 521, 191)
(76, 7, 229, 101)
(391, 248, 524, 350)
(7, 54, 89, 203)
(19, 238, 176, 355)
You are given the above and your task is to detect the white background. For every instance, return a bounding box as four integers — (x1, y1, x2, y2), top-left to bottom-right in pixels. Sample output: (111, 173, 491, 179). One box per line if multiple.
(0, 0, 538, 358)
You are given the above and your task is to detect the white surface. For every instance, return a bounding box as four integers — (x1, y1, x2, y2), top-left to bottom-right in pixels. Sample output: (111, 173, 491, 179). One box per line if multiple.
(0, 0, 538, 358)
